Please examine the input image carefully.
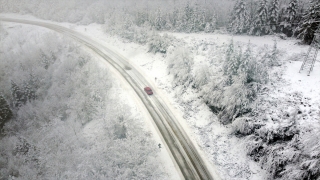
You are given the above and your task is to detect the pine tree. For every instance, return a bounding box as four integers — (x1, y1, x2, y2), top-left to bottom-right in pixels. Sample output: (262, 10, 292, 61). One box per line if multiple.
(239, 42, 253, 83)
(295, 0, 320, 44)
(224, 40, 241, 77)
(287, 0, 298, 23)
(280, 0, 298, 36)
(205, 15, 216, 33)
(0, 94, 12, 128)
(228, 0, 250, 34)
(249, 0, 270, 35)
(174, 7, 182, 31)
(24, 84, 36, 102)
(11, 81, 26, 108)
(191, 4, 200, 32)
(154, 9, 164, 30)
(184, 3, 194, 32)
(269, 40, 280, 66)
(268, 0, 279, 33)
(224, 39, 235, 76)
(199, 9, 207, 32)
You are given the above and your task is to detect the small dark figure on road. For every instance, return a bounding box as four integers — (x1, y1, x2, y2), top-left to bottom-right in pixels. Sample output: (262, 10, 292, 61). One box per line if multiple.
(158, 143, 161, 148)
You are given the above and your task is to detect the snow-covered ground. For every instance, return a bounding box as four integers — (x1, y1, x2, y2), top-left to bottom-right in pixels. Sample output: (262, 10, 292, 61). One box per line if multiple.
(75, 25, 319, 180)
(1, 13, 319, 180)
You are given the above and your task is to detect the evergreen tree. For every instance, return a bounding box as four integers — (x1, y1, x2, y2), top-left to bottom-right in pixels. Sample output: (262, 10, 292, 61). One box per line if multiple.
(11, 81, 26, 108)
(280, 0, 298, 36)
(287, 0, 298, 23)
(224, 39, 235, 76)
(191, 4, 200, 32)
(249, 0, 270, 35)
(199, 9, 207, 32)
(153, 9, 165, 30)
(24, 84, 36, 102)
(205, 14, 217, 33)
(295, 0, 320, 44)
(239, 42, 253, 83)
(268, 0, 279, 33)
(169, 8, 179, 29)
(223, 39, 241, 78)
(185, 3, 196, 32)
(228, 0, 250, 34)
(269, 40, 281, 66)
(0, 95, 12, 128)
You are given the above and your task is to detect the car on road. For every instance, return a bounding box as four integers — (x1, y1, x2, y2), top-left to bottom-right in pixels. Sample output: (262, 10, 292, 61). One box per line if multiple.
(144, 87, 153, 95)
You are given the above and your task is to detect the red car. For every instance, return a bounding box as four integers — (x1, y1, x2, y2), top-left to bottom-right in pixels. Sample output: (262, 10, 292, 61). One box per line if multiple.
(144, 87, 153, 95)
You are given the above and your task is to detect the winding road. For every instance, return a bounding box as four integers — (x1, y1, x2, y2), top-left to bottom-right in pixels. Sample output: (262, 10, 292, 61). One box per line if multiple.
(0, 17, 216, 180)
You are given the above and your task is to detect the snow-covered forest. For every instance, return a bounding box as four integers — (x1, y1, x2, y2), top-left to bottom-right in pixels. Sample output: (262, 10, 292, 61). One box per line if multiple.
(0, 25, 170, 179)
(0, 0, 318, 43)
(1, 0, 320, 179)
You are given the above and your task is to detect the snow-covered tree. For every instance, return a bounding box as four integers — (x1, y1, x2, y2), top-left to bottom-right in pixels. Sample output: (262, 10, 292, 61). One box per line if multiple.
(168, 47, 194, 88)
(268, 0, 279, 33)
(11, 81, 26, 108)
(0, 29, 169, 179)
(153, 9, 165, 30)
(204, 14, 217, 33)
(228, 0, 250, 34)
(193, 65, 211, 88)
(135, 11, 149, 27)
(287, 0, 298, 23)
(148, 33, 170, 54)
(168, 8, 180, 30)
(182, 3, 195, 32)
(249, 0, 270, 35)
(280, 0, 299, 36)
(268, 40, 281, 66)
(295, 0, 320, 44)
(198, 9, 207, 32)
(223, 39, 241, 77)
(205, 41, 269, 124)
(239, 42, 254, 83)
(0, 95, 12, 128)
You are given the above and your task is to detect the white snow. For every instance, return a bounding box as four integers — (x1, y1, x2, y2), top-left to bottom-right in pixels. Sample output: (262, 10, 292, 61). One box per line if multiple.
(0, 15, 180, 180)
(64, 22, 319, 180)
(2, 13, 319, 180)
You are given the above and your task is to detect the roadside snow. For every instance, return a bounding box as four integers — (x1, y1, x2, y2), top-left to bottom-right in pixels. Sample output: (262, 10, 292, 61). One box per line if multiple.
(3, 13, 319, 180)
(71, 25, 266, 179)
(54, 23, 320, 180)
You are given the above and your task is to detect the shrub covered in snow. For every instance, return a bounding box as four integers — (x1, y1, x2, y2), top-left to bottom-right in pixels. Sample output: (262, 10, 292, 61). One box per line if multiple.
(242, 89, 320, 179)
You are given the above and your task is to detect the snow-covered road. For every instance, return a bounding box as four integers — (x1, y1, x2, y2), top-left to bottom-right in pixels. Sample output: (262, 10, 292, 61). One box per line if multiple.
(0, 17, 219, 180)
